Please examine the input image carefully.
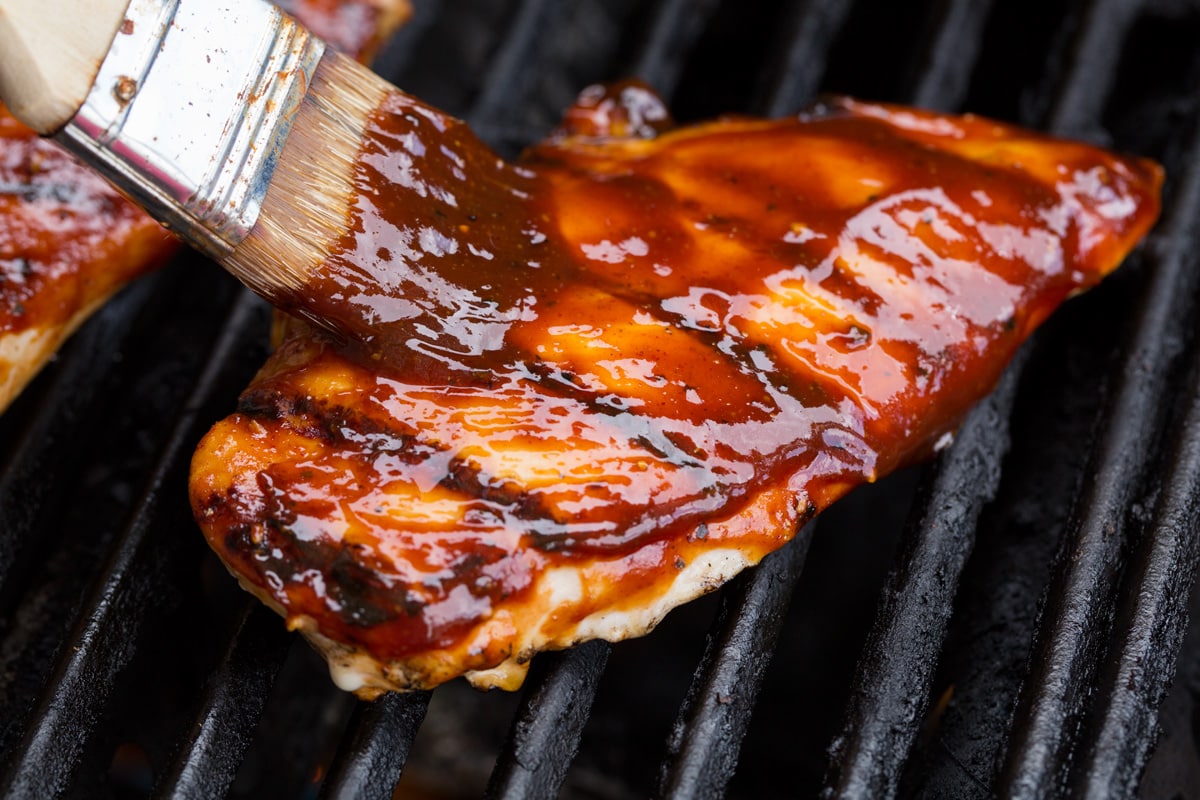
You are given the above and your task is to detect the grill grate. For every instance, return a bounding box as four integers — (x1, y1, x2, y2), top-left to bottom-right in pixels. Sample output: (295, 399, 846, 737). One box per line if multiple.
(1, 0, 1198, 798)
(999, 109, 1200, 800)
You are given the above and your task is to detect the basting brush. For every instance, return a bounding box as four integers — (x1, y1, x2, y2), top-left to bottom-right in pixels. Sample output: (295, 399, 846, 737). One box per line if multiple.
(0, 0, 393, 330)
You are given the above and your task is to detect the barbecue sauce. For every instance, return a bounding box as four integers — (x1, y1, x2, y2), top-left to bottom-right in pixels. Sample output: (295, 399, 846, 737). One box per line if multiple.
(195, 83, 1162, 668)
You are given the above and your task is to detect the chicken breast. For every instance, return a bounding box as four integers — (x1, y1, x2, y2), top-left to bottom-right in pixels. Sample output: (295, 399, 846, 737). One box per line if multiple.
(190, 83, 1162, 697)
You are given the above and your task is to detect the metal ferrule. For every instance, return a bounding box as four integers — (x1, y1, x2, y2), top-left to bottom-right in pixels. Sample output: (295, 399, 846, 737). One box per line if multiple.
(57, 0, 326, 259)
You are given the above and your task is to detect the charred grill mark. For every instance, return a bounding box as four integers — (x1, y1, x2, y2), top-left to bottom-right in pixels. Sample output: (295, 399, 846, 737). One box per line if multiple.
(220, 520, 261, 557)
(440, 457, 558, 524)
(328, 548, 410, 626)
(519, 265, 868, 421)
(238, 387, 423, 455)
(212, 483, 449, 635)
(238, 389, 307, 422)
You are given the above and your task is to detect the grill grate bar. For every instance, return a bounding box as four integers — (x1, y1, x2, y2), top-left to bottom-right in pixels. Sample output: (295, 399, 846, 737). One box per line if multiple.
(997, 29, 1200, 800)
(473, 4, 732, 794)
(900, 0, 1176, 793)
(0, 272, 164, 617)
(759, 0, 856, 116)
(908, 0, 996, 111)
(469, 4, 759, 795)
(655, 524, 815, 800)
(153, 601, 292, 800)
(464, 0, 565, 132)
(645, 7, 873, 790)
(1075, 127, 1200, 797)
(133, 15, 453, 793)
(629, 0, 723, 97)
(1037, 117, 1200, 799)
(0, 289, 269, 799)
(305, 3, 636, 795)
(484, 640, 611, 800)
(824, 360, 1023, 799)
(1079, 291, 1200, 796)
(139, 9, 477, 789)
(317, 690, 432, 800)
(815, 0, 1011, 792)
(1044, 0, 1145, 139)
(2, 2, 1184, 796)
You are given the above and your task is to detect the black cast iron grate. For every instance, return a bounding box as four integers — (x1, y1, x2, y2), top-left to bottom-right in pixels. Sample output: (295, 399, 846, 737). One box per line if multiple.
(1, 0, 1199, 798)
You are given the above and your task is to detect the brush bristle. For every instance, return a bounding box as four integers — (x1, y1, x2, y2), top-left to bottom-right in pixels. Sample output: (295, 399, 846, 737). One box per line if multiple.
(227, 51, 390, 308)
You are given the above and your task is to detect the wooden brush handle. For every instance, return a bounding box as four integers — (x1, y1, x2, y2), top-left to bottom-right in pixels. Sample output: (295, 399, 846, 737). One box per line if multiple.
(0, 0, 131, 133)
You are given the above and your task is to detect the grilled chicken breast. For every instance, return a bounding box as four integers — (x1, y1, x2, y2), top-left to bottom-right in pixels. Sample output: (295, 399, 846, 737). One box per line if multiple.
(190, 83, 1162, 697)
(0, 114, 175, 409)
(0, 0, 409, 412)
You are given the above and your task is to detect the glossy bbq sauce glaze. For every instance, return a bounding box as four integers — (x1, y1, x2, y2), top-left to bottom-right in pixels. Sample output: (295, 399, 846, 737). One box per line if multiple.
(0, 111, 173, 335)
(193, 82, 1161, 687)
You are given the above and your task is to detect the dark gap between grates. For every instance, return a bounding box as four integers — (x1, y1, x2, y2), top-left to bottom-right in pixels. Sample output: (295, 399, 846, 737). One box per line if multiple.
(896, 1, 1200, 796)
(1069, 17, 1200, 796)
(649, 1, 873, 791)
(393, 0, 525, 118)
(819, 0, 939, 102)
(895, 225, 1152, 796)
(149, 1, 642, 792)
(832, 1, 1200, 797)
(965, 0, 1076, 123)
(823, 358, 1024, 799)
(1019, 111, 1200, 800)
(482, 0, 831, 794)
(216, 2, 590, 794)
(895, 146, 1183, 799)
(438, 3, 730, 798)
(666, 0, 792, 120)
(1078, 275, 1200, 796)
(0, 253, 238, 628)
(999, 135, 1200, 797)
(0, 256, 251, 773)
(670, 32, 922, 779)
